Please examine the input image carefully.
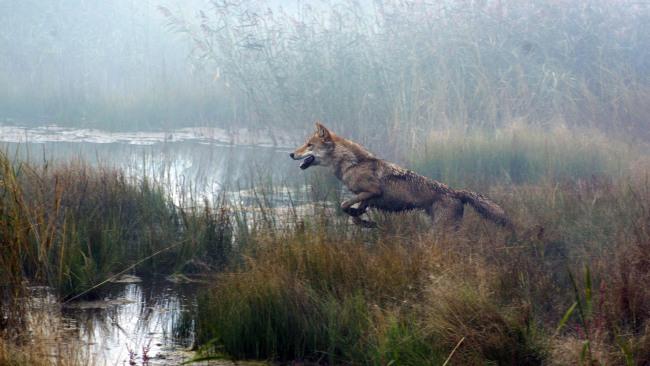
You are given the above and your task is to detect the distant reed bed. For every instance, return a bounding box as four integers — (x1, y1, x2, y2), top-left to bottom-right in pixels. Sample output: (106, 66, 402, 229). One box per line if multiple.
(164, 0, 650, 152)
(410, 122, 629, 189)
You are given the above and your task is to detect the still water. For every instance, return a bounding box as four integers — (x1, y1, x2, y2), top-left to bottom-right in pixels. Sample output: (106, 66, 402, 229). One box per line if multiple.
(28, 278, 201, 365)
(3, 124, 315, 365)
(0, 125, 306, 202)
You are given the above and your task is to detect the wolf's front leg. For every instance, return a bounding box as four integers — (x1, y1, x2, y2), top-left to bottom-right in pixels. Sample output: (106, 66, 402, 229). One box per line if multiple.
(341, 192, 376, 216)
(341, 192, 379, 228)
(345, 201, 377, 228)
(342, 201, 368, 217)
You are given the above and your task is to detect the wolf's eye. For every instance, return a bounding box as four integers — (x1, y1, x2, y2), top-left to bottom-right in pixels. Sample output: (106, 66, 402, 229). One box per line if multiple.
(307, 143, 313, 148)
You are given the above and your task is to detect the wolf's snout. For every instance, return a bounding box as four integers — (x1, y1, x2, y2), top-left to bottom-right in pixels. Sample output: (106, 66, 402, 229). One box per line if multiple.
(289, 152, 295, 159)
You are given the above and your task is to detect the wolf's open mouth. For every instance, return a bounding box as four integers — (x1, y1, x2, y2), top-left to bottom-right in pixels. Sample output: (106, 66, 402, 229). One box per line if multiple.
(299, 155, 315, 169)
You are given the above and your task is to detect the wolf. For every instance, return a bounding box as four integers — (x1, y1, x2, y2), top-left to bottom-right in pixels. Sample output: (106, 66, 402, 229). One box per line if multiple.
(290, 122, 512, 230)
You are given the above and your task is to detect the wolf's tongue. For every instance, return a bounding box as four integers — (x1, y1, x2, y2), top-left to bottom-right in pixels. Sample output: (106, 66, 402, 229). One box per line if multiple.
(300, 155, 315, 170)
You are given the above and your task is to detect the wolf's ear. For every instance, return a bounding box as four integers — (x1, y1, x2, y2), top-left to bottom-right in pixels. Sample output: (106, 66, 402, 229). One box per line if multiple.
(315, 121, 331, 141)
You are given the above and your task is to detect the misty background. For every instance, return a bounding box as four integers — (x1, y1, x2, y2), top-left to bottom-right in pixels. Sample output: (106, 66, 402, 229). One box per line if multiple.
(1, 0, 649, 153)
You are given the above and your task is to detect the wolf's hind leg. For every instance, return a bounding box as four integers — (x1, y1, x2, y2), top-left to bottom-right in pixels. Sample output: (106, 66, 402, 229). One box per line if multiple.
(341, 192, 377, 211)
(341, 191, 377, 217)
(352, 215, 377, 228)
(431, 198, 464, 231)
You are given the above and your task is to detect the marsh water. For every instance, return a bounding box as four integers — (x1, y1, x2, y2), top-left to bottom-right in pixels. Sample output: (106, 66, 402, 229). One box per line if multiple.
(27, 279, 201, 365)
(2, 124, 313, 365)
(1, 125, 306, 203)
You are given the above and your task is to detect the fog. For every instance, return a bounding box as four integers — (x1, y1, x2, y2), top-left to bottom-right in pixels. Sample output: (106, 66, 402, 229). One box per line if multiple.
(0, 0, 212, 130)
(0, 0, 336, 131)
(1, 0, 650, 150)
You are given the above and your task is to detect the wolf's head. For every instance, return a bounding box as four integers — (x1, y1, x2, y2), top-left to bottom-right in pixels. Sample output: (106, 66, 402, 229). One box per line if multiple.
(290, 122, 335, 170)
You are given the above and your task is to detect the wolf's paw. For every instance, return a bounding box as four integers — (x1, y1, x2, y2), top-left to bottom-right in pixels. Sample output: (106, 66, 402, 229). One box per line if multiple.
(341, 200, 367, 217)
(344, 207, 365, 217)
(352, 216, 377, 228)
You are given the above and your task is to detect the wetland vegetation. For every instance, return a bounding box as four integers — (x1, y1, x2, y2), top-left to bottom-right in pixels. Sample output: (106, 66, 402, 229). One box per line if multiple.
(2, 0, 650, 365)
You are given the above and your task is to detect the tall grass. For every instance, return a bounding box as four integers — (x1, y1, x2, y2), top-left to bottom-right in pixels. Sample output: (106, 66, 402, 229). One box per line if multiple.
(0, 337, 59, 366)
(195, 229, 452, 364)
(193, 174, 650, 364)
(411, 123, 629, 189)
(165, 0, 650, 151)
(193, 209, 547, 364)
(0, 151, 233, 317)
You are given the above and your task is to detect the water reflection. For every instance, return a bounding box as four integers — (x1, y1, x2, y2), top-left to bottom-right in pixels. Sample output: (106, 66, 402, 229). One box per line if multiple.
(30, 279, 201, 366)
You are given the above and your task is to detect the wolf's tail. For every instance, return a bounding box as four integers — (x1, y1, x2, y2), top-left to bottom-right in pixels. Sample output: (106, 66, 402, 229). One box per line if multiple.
(455, 189, 513, 229)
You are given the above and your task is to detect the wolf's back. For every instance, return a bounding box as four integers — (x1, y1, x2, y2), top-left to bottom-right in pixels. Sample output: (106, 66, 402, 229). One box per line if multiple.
(455, 189, 512, 228)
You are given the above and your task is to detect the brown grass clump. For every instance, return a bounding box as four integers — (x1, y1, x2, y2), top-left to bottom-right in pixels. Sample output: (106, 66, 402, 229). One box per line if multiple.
(423, 279, 543, 365)
(0, 338, 50, 366)
(0, 334, 84, 366)
(195, 216, 547, 364)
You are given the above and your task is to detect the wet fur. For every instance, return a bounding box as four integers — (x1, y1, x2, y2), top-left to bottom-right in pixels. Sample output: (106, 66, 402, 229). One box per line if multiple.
(291, 123, 512, 229)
